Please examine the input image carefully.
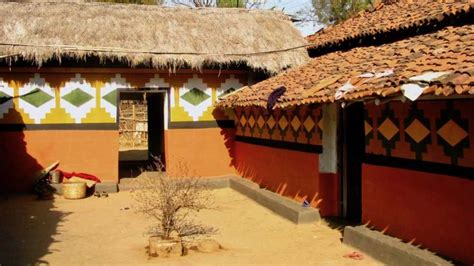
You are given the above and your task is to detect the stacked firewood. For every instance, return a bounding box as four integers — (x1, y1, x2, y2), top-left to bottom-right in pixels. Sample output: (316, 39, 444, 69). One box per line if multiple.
(119, 100, 148, 149)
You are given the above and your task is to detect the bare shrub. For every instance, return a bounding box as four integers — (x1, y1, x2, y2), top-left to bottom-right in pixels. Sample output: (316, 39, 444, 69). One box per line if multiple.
(133, 162, 216, 240)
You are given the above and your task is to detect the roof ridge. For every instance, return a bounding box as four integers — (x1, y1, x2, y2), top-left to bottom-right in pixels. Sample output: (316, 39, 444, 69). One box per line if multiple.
(0, 2, 308, 73)
(2, 1, 289, 16)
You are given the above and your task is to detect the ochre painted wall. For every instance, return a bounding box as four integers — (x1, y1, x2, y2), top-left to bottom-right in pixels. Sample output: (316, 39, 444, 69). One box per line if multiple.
(165, 73, 246, 123)
(0, 130, 118, 193)
(0, 70, 245, 125)
(164, 128, 236, 177)
(362, 164, 474, 264)
(0, 69, 247, 192)
(234, 141, 339, 217)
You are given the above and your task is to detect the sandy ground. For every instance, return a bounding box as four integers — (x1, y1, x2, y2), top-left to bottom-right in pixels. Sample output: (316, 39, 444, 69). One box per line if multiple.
(0, 188, 381, 265)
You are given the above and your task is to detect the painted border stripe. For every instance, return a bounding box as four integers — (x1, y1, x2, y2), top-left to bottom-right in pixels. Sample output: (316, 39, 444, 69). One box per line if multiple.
(0, 123, 118, 131)
(236, 135, 323, 154)
(364, 154, 474, 180)
(168, 120, 234, 129)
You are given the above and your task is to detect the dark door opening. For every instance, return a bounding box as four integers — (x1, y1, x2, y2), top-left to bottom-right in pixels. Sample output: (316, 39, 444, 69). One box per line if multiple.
(340, 102, 365, 222)
(147, 93, 166, 169)
(118, 90, 166, 178)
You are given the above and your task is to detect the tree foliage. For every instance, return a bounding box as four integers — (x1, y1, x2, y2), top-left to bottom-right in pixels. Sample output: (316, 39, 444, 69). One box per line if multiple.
(303, 0, 400, 25)
(217, 0, 245, 8)
(311, 0, 373, 24)
(92, 0, 165, 5)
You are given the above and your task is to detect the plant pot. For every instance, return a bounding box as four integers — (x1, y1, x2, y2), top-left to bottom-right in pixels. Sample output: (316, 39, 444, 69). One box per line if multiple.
(149, 236, 183, 258)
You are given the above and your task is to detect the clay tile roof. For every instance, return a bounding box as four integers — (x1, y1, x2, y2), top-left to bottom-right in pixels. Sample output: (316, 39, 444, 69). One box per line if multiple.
(217, 24, 474, 108)
(306, 0, 474, 52)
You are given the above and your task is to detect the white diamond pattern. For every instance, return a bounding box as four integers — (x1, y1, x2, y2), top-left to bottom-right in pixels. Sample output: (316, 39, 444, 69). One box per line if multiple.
(60, 74, 95, 123)
(18, 74, 55, 124)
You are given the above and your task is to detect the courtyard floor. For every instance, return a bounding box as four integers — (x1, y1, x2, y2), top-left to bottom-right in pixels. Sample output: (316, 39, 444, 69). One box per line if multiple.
(0, 188, 380, 265)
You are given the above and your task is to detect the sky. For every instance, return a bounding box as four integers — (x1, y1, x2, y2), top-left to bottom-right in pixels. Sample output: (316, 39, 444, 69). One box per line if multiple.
(165, 0, 323, 36)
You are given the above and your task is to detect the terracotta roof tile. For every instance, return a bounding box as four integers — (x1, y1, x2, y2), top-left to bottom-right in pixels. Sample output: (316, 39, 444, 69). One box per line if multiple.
(306, 1, 473, 51)
(218, 24, 474, 108)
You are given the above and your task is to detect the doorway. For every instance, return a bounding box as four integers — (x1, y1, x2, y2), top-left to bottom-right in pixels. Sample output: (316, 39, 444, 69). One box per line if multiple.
(118, 90, 166, 178)
(340, 102, 365, 222)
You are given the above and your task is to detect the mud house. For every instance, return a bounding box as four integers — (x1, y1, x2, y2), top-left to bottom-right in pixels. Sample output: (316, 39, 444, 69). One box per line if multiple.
(218, 1, 474, 264)
(0, 2, 308, 192)
(2, 0, 473, 264)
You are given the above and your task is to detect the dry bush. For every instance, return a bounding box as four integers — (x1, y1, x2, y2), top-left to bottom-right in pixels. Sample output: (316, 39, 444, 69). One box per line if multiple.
(133, 163, 216, 240)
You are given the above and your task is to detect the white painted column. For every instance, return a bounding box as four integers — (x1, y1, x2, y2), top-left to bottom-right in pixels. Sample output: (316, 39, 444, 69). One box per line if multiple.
(319, 103, 338, 174)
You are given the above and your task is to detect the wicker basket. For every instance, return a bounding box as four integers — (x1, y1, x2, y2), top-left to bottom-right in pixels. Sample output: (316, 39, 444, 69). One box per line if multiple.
(62, 182, 86, 199)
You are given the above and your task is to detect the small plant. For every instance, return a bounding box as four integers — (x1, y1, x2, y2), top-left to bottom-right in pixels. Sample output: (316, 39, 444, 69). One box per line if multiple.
(133, 161, 216, 240)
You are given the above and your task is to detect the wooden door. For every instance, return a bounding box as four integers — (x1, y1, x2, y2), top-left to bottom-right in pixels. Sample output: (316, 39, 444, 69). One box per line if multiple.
(340, 102, 365, 222)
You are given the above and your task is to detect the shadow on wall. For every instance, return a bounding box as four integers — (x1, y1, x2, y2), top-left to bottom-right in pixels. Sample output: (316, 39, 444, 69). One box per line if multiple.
(219, 128, 236, 168)
(214, 108, 236, 167)
(0, 109, 43, 193)
(0, 107, 67, 264)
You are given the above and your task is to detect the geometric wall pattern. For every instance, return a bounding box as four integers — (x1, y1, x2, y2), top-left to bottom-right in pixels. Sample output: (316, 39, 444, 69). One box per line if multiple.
(0, 78, 14, 119)
(18, 74, 55, 124)
(179, 75, 213, 121)
(171, 74, 245, 122)
(59, 74, 101, 123)
(234, 105, 323, 147)
(365, 100, 473, 168)
(0, 72, 247, 125)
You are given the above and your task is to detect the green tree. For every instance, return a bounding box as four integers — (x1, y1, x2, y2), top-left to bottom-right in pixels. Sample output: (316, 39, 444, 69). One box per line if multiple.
(312, 0, 373, 24)
(217, 0, 245, 8)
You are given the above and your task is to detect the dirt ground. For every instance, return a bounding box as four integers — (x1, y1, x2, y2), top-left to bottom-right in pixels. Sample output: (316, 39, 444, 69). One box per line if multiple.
(0, 188, 380, 265)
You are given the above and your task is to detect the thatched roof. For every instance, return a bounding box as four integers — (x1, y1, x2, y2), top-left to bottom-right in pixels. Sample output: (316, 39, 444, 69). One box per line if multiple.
(0, 2, 309, 73)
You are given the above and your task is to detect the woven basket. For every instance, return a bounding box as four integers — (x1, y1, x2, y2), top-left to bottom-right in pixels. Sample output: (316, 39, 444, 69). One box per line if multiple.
(63, 182, 86, 199)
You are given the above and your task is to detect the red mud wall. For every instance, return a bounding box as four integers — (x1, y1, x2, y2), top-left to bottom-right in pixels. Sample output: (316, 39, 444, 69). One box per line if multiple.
(234, 142, 339, 216)
(318, 173, 339, 217)
(362, 164, 474, 264)
(231, 104, 338, 216)
(0, 130, 118, 193)
(165, 128, 236, 177)
(363, 100, 474, 264)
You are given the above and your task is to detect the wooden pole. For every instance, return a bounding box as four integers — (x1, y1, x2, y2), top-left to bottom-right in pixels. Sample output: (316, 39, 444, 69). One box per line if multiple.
(132, 104, 136, 148)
